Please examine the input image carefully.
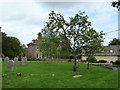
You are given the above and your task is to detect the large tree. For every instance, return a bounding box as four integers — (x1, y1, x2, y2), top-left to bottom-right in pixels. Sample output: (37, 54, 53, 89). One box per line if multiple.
(40, 11, 104, 71)
(2, 32, 25, 59)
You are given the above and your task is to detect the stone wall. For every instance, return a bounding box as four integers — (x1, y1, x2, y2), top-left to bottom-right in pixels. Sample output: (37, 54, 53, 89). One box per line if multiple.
(82, 56, 118, 62)
(45, 59, 81, 62)
(47, 59, 70, 62)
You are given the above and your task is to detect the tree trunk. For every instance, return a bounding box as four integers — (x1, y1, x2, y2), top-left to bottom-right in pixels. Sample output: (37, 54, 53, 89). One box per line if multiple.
(87, 57, 89, 70)
(73, 56, 77, 71)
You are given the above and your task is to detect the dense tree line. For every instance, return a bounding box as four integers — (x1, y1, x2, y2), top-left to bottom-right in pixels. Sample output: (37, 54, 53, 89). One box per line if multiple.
(109, 38, 120, 45)
(2, 32, 26, 59)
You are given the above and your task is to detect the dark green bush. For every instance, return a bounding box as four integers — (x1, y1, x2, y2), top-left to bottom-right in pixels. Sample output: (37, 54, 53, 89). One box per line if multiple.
(98, 60, 107, 63)
(28, 58, 41, 61)
(69, 56, 74, 59)
(88, 56, 97, 63)
(68, 59, 72, 62)
(110, 61, 114, 64)
(81, 60, 87, 62)
(114, 60, 120, 65)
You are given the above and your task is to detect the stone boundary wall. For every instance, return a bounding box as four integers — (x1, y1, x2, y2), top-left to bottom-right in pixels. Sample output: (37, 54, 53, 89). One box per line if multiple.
(46, 59, 81, 62)
(82, 56, 118, 62)
(47, 59, 72, 62)
(90, 63, 112, 66)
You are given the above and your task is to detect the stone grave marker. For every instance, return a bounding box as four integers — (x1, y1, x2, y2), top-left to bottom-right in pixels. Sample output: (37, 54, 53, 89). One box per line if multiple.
(14, 57, 18, 65)
(4, 57, 9, 66)
(7, 60, 14, 71)
(22, 56, 27, 65)
(0, 57, 2, 62)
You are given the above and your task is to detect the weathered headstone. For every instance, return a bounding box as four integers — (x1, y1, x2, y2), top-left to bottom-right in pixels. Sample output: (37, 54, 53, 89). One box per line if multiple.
(14, 57, 18, 65)
(4, 57, 9, 66)
(76, 59, 79, 62)
(0, 57, 2, 62)
(7, 60, 14, 71)
(22, 56, 27, 65)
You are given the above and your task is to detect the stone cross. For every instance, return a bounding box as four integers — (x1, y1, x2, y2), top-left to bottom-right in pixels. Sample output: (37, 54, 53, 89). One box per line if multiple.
(14, 57, 18, 65)
(7, 60, 14, 71)
(22, 56, 27, 65)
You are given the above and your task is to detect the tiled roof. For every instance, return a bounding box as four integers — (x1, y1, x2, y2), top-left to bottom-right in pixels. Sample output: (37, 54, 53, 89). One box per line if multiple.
(27, 42, 37, 46)
(95, 45, 120, 56)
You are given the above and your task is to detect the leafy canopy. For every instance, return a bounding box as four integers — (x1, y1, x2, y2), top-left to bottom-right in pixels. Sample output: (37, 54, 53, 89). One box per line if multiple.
(40, 11, 104, 59)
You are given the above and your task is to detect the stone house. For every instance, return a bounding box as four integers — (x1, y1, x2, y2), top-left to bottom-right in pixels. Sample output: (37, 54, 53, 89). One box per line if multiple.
(82, 45, 120, 62)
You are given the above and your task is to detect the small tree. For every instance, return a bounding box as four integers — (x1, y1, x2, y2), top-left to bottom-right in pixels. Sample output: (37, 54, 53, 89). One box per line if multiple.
(81, 28, 104, 69)
(40, 11, 96, 71)
(88, 55, 97, 63)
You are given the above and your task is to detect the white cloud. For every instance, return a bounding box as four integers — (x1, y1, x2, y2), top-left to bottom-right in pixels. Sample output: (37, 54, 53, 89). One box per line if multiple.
(0, 1, 118, 46)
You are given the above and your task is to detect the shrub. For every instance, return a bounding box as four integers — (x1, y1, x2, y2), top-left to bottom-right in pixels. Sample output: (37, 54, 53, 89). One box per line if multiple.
(28, 58, 41, 61)
(81, 60, 87, 62)
(88, 56, 97, 63)
(114, 60, 120, 65)
(98, 60, 107, 63)
(110, 61, 114, 63)
(69, 56, 74, 59)
(68, 59, 72, 62)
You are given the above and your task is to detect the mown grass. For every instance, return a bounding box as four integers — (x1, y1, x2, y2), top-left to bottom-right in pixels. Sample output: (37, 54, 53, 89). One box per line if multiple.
(2, 61, 119, 88)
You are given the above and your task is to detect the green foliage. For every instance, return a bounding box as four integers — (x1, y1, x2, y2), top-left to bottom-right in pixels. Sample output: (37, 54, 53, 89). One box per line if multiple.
(2, 32, 24, 59)
(112, 1, 120, 10)
(28, 57, 41, 61)
(109, 38, 120, 45)
(40, 11, 104, 71)
(40, 11, 104, 59)
(82, 28, 105, 56)
(88, 56, 97, 63)
(114, 60, 120, 65)
(97, 60, 107, 63)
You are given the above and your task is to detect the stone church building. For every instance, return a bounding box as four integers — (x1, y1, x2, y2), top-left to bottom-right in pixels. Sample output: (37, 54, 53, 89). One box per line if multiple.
(26, 34, 41, 58)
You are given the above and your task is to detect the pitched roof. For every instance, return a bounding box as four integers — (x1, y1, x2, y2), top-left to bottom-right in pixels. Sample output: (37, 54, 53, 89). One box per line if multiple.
(95, 45, 120, 56)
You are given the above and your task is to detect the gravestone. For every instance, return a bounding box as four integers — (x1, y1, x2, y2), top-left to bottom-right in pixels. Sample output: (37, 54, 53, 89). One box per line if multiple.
(76, 59, 79, 62)
(22, 56, 27, 65)
(4, 57, 9, 66)
(0, 57, 2, 62)
(14, 57, 18, 65)
(7, 60, 14, 71)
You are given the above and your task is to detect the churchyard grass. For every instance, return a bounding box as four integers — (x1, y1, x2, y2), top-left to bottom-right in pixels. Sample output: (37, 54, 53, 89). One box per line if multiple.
(2, 61, 119, 88)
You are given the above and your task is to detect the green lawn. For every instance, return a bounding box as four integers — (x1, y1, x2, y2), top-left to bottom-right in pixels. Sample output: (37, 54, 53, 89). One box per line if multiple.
(2, 61, 119, 88)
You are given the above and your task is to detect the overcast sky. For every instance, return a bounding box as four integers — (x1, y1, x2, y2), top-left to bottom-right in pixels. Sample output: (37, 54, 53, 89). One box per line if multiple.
(0, 0, 118, 47)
